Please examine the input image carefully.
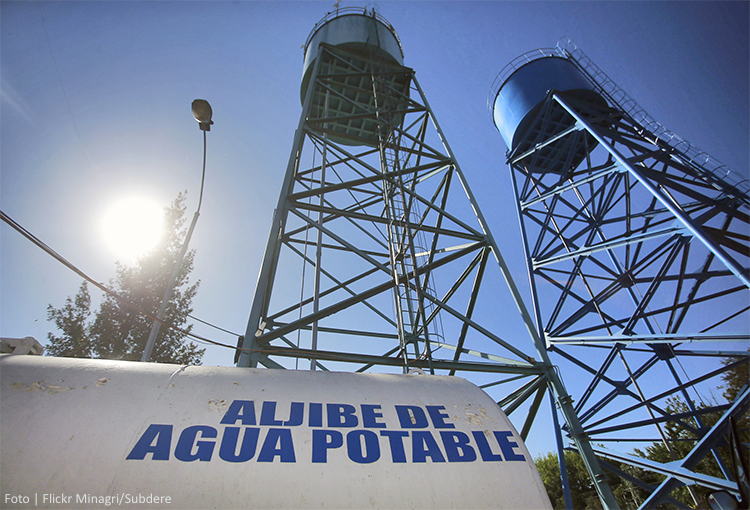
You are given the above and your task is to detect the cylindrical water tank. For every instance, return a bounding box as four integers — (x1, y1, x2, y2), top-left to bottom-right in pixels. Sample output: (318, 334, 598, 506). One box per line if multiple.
(299, 10, 409, 147)
(301, 10, 404, 104)
(1, 354, 552, 509)
(491, 55, 606, 171)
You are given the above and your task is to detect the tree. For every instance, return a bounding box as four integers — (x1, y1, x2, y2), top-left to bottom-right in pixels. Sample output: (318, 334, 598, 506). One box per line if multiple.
(46, 281, 93, 358)
(720, 348, 749, 438)
(632, 397, 723, 508)
(46, 193, 204, 364)
(535, 451, 644, 509)
(536, 450, 601, 509)
(634, 353, 750, 508)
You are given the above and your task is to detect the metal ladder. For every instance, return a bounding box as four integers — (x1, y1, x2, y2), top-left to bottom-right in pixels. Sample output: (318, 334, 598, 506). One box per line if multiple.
(368, 36, 443, 372)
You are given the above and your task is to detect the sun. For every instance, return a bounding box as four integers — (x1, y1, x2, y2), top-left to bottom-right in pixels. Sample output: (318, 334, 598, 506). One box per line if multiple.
(101, 196, 163, 264)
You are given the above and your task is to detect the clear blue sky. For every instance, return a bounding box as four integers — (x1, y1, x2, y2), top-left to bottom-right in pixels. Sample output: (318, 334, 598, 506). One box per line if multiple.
(2, 1, 748, 458)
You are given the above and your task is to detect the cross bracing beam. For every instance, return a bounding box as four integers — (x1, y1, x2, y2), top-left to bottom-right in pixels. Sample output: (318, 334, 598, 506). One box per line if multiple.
(594, 410, 747, 501)
(252, 344, 548, 376)
(595, 458, 694, 510)
(432, 341, 534, 367)
(578, 357, 748, 433)
(533, 226, 686, 268)
(548, 333, 750, 345)
(499, 375, 548, 414)
(594, 448, 740, 496)
(584, 402, 733, 438)
(255, 241, 481, 347)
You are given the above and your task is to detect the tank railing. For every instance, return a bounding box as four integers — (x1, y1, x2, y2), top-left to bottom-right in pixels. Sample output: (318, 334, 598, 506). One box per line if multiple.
(487, 47, 560, 118)
(303, 6, 404, 59)
(555, 36, 750, 199)
(488, 38, 749, 199)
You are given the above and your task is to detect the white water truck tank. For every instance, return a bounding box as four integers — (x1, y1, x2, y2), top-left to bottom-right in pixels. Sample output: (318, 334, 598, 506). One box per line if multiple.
(1, 355, 551, 509)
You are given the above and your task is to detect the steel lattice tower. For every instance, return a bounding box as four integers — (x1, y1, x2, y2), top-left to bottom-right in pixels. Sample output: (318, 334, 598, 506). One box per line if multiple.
(490, 39, 750, 509)
(237, 11, 621, 507)
(236, 8, 541, 376)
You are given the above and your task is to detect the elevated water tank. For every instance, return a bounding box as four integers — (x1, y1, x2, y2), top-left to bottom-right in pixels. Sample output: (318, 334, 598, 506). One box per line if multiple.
(490, 53, 607, 174)
(300, 9, 409, 146)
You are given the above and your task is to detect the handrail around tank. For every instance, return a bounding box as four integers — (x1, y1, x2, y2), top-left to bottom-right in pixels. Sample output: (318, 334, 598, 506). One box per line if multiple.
(556, 36, 750, 200)
(303, 6, 404, 60)
(487, 38, 750, 200)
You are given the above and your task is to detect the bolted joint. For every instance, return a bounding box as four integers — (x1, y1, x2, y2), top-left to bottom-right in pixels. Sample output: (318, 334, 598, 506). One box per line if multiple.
(558, 394, 574, 407)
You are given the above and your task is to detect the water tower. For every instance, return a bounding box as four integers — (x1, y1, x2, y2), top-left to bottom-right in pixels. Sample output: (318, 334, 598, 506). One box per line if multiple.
(236, 10, 620, 505)
(490, 39, 750, 508)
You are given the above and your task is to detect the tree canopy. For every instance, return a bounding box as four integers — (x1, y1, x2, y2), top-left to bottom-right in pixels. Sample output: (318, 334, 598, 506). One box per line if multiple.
(46, 193, 204, 364)
(46, 281, 93, 358)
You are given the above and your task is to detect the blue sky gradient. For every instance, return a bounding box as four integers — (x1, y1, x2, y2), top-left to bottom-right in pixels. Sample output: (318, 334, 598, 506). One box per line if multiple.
(2, 1, 748, 458)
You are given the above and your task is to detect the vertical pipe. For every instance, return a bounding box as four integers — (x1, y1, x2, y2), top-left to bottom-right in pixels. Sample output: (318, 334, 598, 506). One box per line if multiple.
(310, 90, 329, 370)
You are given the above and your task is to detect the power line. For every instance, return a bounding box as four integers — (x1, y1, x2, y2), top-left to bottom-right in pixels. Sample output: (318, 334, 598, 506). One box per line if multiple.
(187, 313, 241, 337)
(0, 208, 239, 354)
(1, 209, 381, 367)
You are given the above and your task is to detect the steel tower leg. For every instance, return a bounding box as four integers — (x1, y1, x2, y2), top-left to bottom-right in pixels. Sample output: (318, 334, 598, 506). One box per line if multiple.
(550, 389, 575, 510)
(237, 50, 325, 369)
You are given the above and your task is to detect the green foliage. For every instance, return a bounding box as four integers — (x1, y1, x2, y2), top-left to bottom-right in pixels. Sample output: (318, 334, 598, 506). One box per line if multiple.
(721, 352, 749, 403)
(534, 451, 645, 509)
(536, 451, 599, 509)
(46, 281, 93, 358)
(631, 397, 723, 508)
(46, 193, 204, 365)
(720, 349, 749, 442)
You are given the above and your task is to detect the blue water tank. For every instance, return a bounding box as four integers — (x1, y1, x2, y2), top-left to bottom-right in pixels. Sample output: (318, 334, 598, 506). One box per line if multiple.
(491, 56, 606, 172)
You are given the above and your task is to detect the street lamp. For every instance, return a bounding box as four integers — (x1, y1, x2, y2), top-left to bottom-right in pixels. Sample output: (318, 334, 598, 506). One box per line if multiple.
(192, 99, 213, 131)
(141, 99, 212, 362)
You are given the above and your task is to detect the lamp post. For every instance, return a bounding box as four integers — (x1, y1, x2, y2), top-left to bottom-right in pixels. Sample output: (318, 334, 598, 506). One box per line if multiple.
(141, 99, 212, 363)
(192, 99, 213, 131)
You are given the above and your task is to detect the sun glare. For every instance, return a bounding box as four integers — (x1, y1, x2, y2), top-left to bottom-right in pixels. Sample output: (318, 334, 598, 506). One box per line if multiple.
(101, 196, 163, 264)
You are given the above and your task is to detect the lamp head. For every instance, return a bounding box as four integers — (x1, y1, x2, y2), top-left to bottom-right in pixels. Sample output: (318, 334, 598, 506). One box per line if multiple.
(192, 99, 213, 131)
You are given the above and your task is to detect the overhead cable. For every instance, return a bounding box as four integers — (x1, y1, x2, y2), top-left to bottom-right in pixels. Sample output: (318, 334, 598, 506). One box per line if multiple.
(2, 209, 420, 367)
(0, 209, 236, 352)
